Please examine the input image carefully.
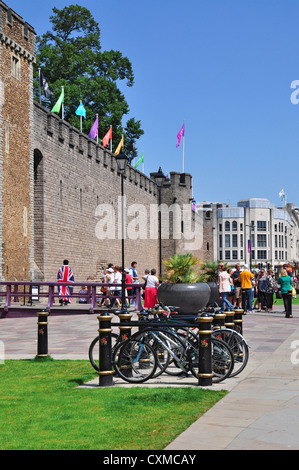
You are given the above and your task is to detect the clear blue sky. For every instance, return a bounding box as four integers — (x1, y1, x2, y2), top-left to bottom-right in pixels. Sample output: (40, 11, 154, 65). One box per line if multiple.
(7, 0, 299, 207)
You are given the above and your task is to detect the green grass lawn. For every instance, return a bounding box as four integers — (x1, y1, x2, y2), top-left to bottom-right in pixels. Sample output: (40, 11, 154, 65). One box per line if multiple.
(0, 359, 227, 450)
(274, 296, 299, 306)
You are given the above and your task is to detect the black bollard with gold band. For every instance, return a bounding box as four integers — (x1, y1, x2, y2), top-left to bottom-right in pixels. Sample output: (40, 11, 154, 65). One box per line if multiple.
(224, 310, 235, 329)
(97, 313, 114, 387)
(212, 312, 226, 330)
(233, 308, 244, 335)
(37, 309, 49, 358)
(197, 315, 213, 386)
(118, 310, 133, 342)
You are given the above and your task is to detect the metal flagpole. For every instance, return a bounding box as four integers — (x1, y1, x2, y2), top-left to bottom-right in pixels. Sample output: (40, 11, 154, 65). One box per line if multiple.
(61, 86, 64, 120)
(38, 68, 41, 104)
(96, 114, 99, 144)
(182, 120, 185, 173)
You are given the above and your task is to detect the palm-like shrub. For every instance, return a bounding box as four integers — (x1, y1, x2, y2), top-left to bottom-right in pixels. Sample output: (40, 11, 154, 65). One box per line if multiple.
(161, 253, 199, 284)
(197, 261, 224, 283)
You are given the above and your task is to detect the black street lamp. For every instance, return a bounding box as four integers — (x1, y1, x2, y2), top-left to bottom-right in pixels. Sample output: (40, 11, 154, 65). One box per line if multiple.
(115, 149, 129, 311)
(151, 167, 166, 276)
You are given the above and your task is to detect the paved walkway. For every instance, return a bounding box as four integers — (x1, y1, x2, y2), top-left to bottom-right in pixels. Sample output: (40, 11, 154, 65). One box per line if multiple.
(1, 303, 299, 449)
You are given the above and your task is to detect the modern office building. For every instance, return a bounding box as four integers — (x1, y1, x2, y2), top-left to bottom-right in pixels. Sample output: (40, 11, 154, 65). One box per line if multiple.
(196, 198, 299, 270)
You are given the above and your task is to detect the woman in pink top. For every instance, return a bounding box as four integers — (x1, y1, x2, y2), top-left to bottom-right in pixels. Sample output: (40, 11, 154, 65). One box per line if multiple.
(218, 263, 234, 313)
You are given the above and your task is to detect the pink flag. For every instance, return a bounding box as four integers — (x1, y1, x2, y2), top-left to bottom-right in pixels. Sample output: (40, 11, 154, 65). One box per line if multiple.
(176, 123, 185, 148)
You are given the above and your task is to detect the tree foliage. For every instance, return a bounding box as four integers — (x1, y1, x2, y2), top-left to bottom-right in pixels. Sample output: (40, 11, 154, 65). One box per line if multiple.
(34, 4, 144, 153)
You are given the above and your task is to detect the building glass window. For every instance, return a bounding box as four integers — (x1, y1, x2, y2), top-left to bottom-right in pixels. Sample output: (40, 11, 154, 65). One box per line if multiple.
(225, 221, 230, 231)
(232, 234, 237, 247)
(257, 234, 267, 247)
(225, 235, 230, 247)
(225, 250, 230, 260)
(232, 250, 238, 260)
(232, 221, 237, 231)
(257, 221, 266, 231)
(257, 250, 267, 260)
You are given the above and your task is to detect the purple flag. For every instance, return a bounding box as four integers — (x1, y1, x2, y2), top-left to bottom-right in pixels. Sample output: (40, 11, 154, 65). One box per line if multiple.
(176, 123, 185, 148)
(248, 240, 251, 253)
(88, 115, 98, 139)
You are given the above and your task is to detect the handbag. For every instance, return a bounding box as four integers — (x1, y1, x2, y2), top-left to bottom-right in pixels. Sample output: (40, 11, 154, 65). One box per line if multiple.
(292, 287, 297, 299)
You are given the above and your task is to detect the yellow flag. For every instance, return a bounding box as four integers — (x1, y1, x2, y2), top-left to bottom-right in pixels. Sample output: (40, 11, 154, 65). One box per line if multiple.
(114, 136, 124, 155)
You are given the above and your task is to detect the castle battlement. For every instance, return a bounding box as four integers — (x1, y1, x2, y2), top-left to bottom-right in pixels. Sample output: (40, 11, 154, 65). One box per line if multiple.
(34, 101, 160, 196)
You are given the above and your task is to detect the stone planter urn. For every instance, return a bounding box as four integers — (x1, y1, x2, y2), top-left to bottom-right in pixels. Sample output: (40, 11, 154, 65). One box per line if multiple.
(157, 282, 211, 314)
(206, 281, 222, 307)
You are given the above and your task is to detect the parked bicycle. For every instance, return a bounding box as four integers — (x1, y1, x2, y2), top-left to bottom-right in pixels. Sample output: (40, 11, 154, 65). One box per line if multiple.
(88, 304, 239, 384)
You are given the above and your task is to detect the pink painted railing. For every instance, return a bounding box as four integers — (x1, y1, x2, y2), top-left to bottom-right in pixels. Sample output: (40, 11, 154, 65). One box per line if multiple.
(0, 281, 143, 316)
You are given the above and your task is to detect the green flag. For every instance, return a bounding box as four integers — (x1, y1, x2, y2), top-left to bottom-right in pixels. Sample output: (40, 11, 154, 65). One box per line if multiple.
(134, 152, 144, 169)
(51, 87, 64, 115)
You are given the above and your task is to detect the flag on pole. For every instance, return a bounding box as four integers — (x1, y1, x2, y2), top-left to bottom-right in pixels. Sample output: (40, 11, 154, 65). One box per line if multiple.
(39, 71, 53, 99)
(75, 102, 86, 119)
(114, 135, 124, 155)
(88, 115, 99, 140)
(279, 189, 286, 201)
(103, 126, 113, 148)
(51, 87, 64, 115)
(134, 152, 144, 169)
(176, 123, 185, 148)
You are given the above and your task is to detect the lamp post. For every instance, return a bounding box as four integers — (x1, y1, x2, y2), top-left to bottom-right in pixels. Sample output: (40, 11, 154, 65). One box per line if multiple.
(151, 167, 166, 276)
(115, 149, 129, 311)
(245, 223, 255, 271)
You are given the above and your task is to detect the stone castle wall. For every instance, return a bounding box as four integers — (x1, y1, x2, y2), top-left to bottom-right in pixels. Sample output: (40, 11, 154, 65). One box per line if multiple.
(0, 1, 202, 284)
(33, 102, 163, 282)
(0, 2, 36, 281)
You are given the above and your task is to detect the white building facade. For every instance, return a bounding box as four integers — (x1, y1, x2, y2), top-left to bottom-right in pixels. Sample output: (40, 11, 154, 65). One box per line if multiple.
(197, 198, 299, 270)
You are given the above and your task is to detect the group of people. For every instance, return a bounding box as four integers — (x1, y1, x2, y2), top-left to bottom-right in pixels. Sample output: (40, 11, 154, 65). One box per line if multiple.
(99, 261, 160, 308)
(57, 259, 160, 309)
(218, 262, 295, 318)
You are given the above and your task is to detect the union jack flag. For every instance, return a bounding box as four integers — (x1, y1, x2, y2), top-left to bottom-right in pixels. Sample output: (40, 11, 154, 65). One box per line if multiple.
(57, 265, 74, 302)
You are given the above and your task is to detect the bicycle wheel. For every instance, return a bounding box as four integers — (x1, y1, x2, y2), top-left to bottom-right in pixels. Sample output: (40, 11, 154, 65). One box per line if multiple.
(211, 337, 234, 383)
(89, 333, 120, 372)
(130, 328, 188, 377)
(212, 329, 249, 377)
(129, 329, 171, 378)
(114, 338, 158, 383)
(187, 336, 234, 383)
(154, 329, 189, 376)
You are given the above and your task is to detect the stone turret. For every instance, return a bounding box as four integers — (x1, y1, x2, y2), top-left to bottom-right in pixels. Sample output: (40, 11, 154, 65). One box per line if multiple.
(0, 2, 36, 280)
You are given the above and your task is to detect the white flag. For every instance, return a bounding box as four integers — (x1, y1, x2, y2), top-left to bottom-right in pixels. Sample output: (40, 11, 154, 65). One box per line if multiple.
(279, 189, 285, 199)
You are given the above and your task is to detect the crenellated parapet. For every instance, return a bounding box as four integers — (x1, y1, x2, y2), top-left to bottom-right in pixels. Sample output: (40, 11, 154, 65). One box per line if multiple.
(34, 101, 158, 197)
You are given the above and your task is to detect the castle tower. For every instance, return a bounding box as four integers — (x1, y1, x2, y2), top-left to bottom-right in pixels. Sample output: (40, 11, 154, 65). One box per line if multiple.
(0, 3, 36, 280)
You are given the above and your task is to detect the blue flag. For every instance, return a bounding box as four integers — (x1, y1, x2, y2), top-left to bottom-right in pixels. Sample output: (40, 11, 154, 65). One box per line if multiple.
(75, 102, 86, 119)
